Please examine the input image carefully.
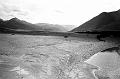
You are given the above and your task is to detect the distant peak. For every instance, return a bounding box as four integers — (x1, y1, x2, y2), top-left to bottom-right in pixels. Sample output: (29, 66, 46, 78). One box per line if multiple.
(101, 12, 108, 14)
(9, 17, 21, 22)
(0, 18, 3, 21)
(117, 9, 120, 13)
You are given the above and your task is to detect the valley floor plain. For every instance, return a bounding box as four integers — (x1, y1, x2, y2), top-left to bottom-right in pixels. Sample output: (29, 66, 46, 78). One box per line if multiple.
(0, 31, 119, 79)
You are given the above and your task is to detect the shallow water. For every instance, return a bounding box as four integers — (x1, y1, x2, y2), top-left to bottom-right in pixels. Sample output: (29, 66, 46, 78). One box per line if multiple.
(85, 51, 120, 78)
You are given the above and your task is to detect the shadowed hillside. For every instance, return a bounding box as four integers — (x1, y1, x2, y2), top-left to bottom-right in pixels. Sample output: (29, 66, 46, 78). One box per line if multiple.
(71, 9, 120, 32)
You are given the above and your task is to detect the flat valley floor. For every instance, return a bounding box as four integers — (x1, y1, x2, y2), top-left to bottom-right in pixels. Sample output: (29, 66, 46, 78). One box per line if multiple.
(0, 34, 119, 79)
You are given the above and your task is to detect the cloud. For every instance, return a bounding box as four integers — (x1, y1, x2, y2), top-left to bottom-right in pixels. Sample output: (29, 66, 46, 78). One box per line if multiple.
(0, 3, 28, 20)
(54, 10, 64, 14)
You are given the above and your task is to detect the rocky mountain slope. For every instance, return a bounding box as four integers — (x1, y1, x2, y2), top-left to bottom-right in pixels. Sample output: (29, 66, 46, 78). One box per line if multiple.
(71, 10, 120, 32)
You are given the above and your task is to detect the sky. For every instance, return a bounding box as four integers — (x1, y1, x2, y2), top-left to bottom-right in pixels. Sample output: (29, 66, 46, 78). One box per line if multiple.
(0, 0, 120, 25)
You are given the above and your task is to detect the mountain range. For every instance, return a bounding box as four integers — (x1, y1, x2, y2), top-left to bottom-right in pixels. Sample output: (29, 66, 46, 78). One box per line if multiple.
(0, 18, 76, 32)
(71, 9, 120, 32)
(36, 23, 67, 32)
(1, 9, 120, 33)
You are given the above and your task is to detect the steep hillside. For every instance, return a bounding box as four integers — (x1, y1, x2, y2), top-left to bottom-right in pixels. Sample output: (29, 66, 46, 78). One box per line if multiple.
(71, 10, 120, 32)
(95, 21, 120, 31)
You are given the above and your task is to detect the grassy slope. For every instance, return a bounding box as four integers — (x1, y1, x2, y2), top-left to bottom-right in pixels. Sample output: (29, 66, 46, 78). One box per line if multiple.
(0, 34, 119, 79)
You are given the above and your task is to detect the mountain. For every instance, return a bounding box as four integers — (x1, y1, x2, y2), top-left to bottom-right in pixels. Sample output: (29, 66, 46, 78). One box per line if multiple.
(0, 18, 44, 31)
(0, 18, 3, 22)
(35, 23, 77, 32)
(71, 9, 120, 32)
(95, 21, 120, 31)
(35, 23, 67, 32)
(0, 18, 73, 32)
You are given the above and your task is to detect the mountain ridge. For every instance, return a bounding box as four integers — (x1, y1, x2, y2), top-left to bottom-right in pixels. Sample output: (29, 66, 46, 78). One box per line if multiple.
(0, 18, 75, 32)
(71, 10, 120, 32)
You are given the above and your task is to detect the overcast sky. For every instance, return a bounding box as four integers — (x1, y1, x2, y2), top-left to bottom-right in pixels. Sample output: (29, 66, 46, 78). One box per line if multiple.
(0, 0, 120, 25)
